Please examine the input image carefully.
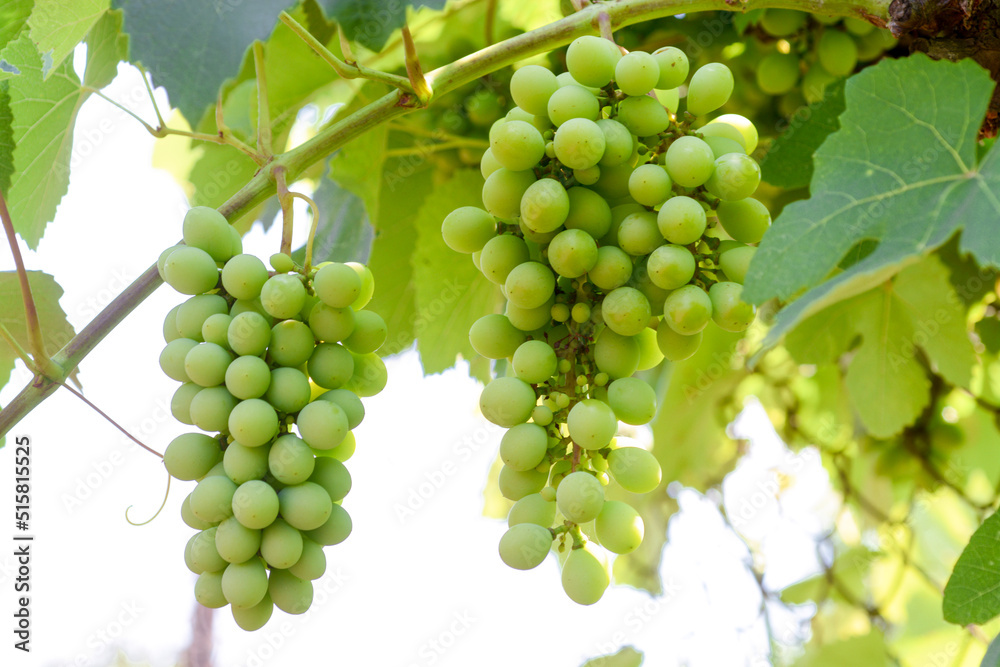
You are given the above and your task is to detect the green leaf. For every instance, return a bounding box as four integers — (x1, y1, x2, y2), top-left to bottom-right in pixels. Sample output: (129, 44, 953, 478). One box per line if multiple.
(744, 55, 1000, 344)
(785, 256, 976, 438)
(413, 170, 500, 374)
(28, 0, 109, 76)
(318, 0, 446, 52)
(329, 122, 389, 228)
(113, 0, 297, 123)
(581, 646, 644, 667)
(290, 171, 373, 265)
(795, 630, 890, 666)
(0, 84, 13, 195)
(760, 79, 845, 189)
(187, 142, 259, 210)
(83, 8, 128, 89)
(0, 0, 33, 51)
(781, 575, 825, 604)
(981, 633, 1000, 667)
(0, 270, 75, 396)
(5, 34, 88, 248)
(944, 510, 1000, 625)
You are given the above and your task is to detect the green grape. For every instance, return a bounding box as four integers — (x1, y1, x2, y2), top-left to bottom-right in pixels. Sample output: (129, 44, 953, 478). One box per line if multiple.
(647, 244, 696, 290)
(441, 206, 497, 254)
(705, 153, 761, 201)
(480, 376, 537, 427)
(552, 303, 571, 323)
(187, 528, 228, 574)
(615, 95, 669, 137)
(664, 136, 716, 187)
(344, 351, 388, 397)
(307, 343, 354, 390)
(602, 203, 644, 247)
(505, 261, 556, 309)
(309, 303, 355, 343)
(297, 400, 348, 450)
(231, 593, 273, 631)
(194, 571, 228, 609)
(184, 342, 232, 388)
(844, 16, 875, 35)
(512, 340, 558, 384)
(481, 147, 502, 179)
(289, 538, 327, 580)
(269, 569, 313, 615)
(222, 254, 269, 300)
(228, 398, 279, 448)
(594, 328, 640, 379)
(709, 281, 756, 332)
(270, 253, 296, 273)
(309, 457, 352, 502)
(228, 312, 272, 357)
(760, 9, 806, 36)
(617, 211, 662, 257)
(565, 35, 620, 88)
(716, 197, 771, 243)
(710, 114, 759, 153)
(663, 285, 712, 335)
(656, 326, 702, 361)
(547, 84, 600, 127)
(267, 434, 316, 486)
(596, 119, 634, 167)
(757, 53, 800, 95)
(189, 386, 238, 432)
(261, 518, 304, 569)
(171, 382, 202, 425)
(589, 246, 633, 291)
(520, 219, 559, 245)
(469, 314, 525, 359)
(564, 187, 612, 238)
(304, 503, 352, 546)
(279, 482, 332, 531)
(556, 471, 605, 522)
(657, 196, 707, 245)
(260, 274, 306, 319)
(505, 298, 554, 332)
(232, 480, 280, 529)
(215, 516, 262, 564)
(510, 65, 560, 115)
(190, 475, 237, 523)
(547, 229, 598, 279)
(498, 465, 548, 501)
(719, 246, 756, 284)
(498, 523, 553, 570)
(345, 262, 375, 311)
(490, 120, 546, 171)
(553, 118, 606, 170)
(595, 501, 644, 554)
(572, 303, 592, 324)
(265, 367, 311, 413)
(573, 166, 600, 185)
(316, 430, 356, 462)
(483, 168, 537, 220)
(602, 287, 651, 337)
(508, 492, 557, 527)
(607, 447, 662, 493)
(201, 313, 233, 348)
(567, 400, 617, 451)
(158, 245, 183, 279)
(635, 327, 664, 371)
(592, 163, 635, 201)
(223, 442, 270, 485)
(561, 547, 609, 605)
(466, 89, 505, 127)
(533, 404, 554, 426)
(162, 246, 219, 295)
(686, 63, 734, 117)
(655, 86, 681, 114)
(163, 305, 182, 343)
(176, 295, 228, 342)
(802, 66, 837, 104)
(225, 355, 271, 400)
(628, 164, 672, 207)
(222, 559, 269, 609)
(318, 388, 365, 429)
(652, 46, 689, 89)
(500, 423, 548, 471)
(818, 29, 858, 76)
(607, 377, 656, 425)
(702, 135, 746, 159)
(695, 122, 746, 151)
(614, 50, 660, 96)
(164, 433, 220, 481)
(520, 178, 570, 233)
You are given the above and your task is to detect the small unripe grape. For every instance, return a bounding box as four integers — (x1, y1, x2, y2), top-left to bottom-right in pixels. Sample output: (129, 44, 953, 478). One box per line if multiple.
(657, 326, 702, 361)
(547, 85, 600, 127)
(483, 168, 537, 220)
(595, 500, 644, 554)
(617, 211, 662, 257)
(561, 547, 609, 605)
(163, 246, 219, 295)
(480, 376, 537, 428)
(228, 311, 272, 357)
(511, 65, 560, 116)
(228, 399, 279, 448)
(441, 207, 496, 254)
(270, 253, 296, 273)
(716, 197, 771, 243)
(663, 285, 713, 335)
(608, 446, 661, 493)
(664, 136, 715, 187)
(602, 286, 652, 337)
(269, 320, 316, 367)
(719, 246, 756, 284)
(261, 274, 306, 319)
(505, 261, 556, 310)
(589, 246, 633, 291)
(565, 187, 612, 238)
(164, 433, 220, 481)
(547, 229, 598, 279)
(705, 153, 761, 201)
(595, 119, 634, 167)
(607, 377, 656, 425)
(567, 400, 618, 451)
(499, 523, 553, 569)
(512, 340, 558, 385)
(648, 244, 696, 290)
(498, 465, 548, 501)
(818, 29, 858, 77)
(297, 400, 348, 450)
(508, 492, 557, 528)
(686, 63, 734, 116)
(594, 328, 639, 379)
(556, 471, 605, 523)
(232, 480, 280, 529)
(709, 281, 756, 332)
(565, 35, 620, 88)
(222, 254, 269, 300)
(314, 263, 361, 309)
(615, 95, 669, 138)
(189, 386, 238, 432)
(652, 46, 689, 89)
(628, 164, 672, 207)
(500, 423, 549, 471)
(614, 51, 660, 96)
(520, 178, 570, 233)
(183, 206, 233, 262)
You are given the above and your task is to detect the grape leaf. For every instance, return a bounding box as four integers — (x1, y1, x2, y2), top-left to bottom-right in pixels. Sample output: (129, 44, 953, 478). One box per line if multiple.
(795, 630, 890, 666)
(785, 256, 976, 438)
(744, 55, 1000, 348)
(412, 169, 501, 375)
(0, 270, 75, 396)
(944, 510, 1000, 625)
(27, 0, 109, 76)
(0, 0, 33, 51)
(317, 0, 446, 52)
(113, 0, 298, 123)
(982, 633, 1000, 667)
(581, 646, 644, 667)
(83, 9, 128, 89)
(759, 79, 845, 190)
(290, 171, 373, 265)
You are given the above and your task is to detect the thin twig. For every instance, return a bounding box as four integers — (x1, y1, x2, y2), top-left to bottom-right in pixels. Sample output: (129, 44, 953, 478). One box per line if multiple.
(292, 192, 321, 273)
(59, 382, 163, 459)
(401, 25, 432, 104)
(274, 166, 294, 257)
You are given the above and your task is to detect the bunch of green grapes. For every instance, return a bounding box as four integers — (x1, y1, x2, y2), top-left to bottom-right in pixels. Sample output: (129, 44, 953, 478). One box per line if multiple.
(157, 207, 387, 630)
(441, 35, 767, 604)
(750, 9, 897, 108)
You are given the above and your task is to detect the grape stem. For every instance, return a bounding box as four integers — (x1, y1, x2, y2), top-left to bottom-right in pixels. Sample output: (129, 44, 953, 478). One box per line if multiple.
(0, 0, 894, 437)
(297, 192, 322, 273)
(58, 381, 164, 459)
(253, 41, 274, 158)
(274, 166, 294, 257)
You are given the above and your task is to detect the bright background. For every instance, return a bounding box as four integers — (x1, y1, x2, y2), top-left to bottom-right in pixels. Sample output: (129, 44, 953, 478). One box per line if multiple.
(0, 53, 836, 667)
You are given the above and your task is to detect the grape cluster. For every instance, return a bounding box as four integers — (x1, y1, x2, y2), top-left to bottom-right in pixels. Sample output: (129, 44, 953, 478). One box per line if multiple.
(157, 207, 387, 630)
(442, 36, 767, 604)
(751, 9, 896, 107)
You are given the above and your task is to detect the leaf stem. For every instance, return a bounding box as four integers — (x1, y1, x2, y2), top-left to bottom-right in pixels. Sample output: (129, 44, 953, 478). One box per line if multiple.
(485, 0, 498, 45)
(274, 166, 294, 256)
(294, 192, 321, 273)
(58, 381, 163, 458)
(0, 323, 36, 371)
(402, 25, 433, 104)
(253, 41, 273, 158)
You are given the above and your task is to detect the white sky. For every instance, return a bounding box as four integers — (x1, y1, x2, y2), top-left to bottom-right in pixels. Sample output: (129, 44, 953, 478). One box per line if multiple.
(0, 59, 835, 667)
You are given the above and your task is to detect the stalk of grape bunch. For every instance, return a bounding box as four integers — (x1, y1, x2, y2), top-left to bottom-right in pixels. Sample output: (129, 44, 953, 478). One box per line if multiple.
(442, 34, 767, 605)
(157, 206, 387, 629)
